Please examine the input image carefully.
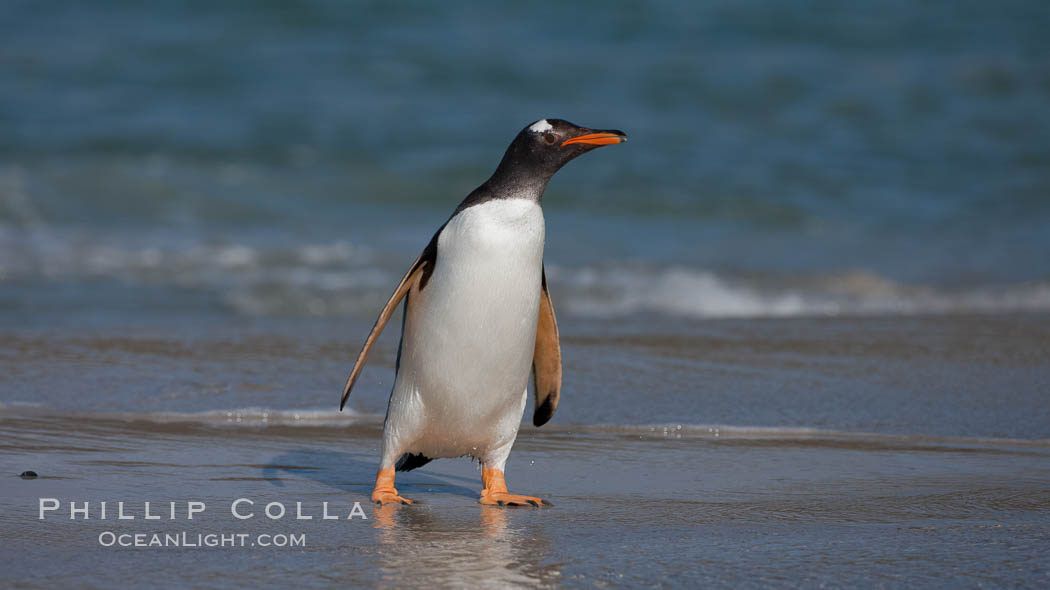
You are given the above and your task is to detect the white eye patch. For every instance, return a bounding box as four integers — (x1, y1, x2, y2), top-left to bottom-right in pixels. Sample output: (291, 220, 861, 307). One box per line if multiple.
(528, 119, 553, 133)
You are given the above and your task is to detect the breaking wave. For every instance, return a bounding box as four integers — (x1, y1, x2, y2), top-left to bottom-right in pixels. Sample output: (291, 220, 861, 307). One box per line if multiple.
(2, 228, 1049, 319)
(4, 404, 1047, 449)
(547, 265, 1050, 319)
(108, 407, 379, 426)
(0, 403, 378, 427)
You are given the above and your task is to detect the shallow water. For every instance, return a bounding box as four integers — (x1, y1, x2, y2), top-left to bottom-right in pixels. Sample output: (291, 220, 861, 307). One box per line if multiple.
(3, 314, 1050, 587)
(4, 407, 1050, 588)
(4, 313, 1049, 439)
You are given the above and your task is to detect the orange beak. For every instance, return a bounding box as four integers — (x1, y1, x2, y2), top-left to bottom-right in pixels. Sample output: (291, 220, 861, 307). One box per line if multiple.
(561, 132, 627, 147)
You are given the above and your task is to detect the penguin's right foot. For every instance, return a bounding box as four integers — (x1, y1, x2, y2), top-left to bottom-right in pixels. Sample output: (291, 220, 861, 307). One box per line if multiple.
(372, 467, 415, 505)
(371, 490, 414, 506)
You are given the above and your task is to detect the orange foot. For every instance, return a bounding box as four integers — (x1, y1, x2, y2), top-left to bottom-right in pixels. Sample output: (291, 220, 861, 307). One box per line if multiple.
(372, 467, 415, 506)
(479, 467, 552, 507)
(479, 491, 549, 507)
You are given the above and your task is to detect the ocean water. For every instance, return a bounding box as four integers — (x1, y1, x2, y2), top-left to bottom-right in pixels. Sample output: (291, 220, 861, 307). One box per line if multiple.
(3, 1, 1050, 588)
(4, 0, 1050, 322)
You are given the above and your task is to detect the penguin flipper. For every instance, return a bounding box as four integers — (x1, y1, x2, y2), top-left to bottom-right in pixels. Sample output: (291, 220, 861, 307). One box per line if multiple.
(340, 250, 432, 410)
(531, 266, 562, 426)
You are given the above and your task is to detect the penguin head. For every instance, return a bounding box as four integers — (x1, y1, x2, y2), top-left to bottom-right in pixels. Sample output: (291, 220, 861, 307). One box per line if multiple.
(490, 119, 627, 187)
(519, 118, 627, 172)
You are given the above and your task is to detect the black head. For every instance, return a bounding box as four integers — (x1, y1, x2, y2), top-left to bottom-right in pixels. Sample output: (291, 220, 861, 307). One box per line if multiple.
(479, 118, 627, 200)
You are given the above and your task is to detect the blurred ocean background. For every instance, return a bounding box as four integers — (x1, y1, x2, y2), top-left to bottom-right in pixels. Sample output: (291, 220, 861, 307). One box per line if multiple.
(3, 0, 1050, 322)
(4, 3, 1050, 588)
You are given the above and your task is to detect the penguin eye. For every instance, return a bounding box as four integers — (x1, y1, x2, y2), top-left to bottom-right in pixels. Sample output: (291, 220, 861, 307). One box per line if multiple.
(543, 132, 558, 145)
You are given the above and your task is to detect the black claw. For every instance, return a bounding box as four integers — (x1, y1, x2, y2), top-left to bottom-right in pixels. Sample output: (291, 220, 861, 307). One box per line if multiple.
(400, 500, 409, 505)
(497, 500, 505, 506)
(527, 499, 539, 507)
(375, 500, 382, 506)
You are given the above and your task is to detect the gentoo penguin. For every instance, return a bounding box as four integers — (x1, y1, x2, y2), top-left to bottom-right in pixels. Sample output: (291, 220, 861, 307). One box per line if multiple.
(341, 119, 626, 506)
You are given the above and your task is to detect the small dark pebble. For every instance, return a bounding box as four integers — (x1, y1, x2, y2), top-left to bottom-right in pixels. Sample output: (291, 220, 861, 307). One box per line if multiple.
(20, 471, 38, 479)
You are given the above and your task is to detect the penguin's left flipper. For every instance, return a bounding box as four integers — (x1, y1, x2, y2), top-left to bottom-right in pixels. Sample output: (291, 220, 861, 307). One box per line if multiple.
(340, 240, 436, 410)
(531, 266, 562, 427)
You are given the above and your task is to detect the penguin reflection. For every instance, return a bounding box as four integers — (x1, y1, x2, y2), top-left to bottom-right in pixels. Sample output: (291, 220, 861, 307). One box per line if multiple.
(373, 505, 560, 589)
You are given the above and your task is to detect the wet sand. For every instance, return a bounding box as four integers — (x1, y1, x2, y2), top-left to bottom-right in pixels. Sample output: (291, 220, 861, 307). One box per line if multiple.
(3, 312, 1050, 587)
(3, 415, 1050, 588)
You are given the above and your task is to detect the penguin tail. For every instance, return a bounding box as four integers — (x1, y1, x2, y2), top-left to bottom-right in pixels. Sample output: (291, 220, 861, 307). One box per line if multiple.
(395, 453, 433, 472)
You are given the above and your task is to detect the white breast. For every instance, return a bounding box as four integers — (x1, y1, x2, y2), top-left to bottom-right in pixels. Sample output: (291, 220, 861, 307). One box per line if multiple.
(387, 198, 545, 459)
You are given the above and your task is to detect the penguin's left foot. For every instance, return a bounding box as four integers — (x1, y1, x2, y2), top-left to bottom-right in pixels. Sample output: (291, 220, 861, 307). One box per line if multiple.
(372, 467, 415, 506)
(479, 491, 551, 507)
(479, 467, 551, 507)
